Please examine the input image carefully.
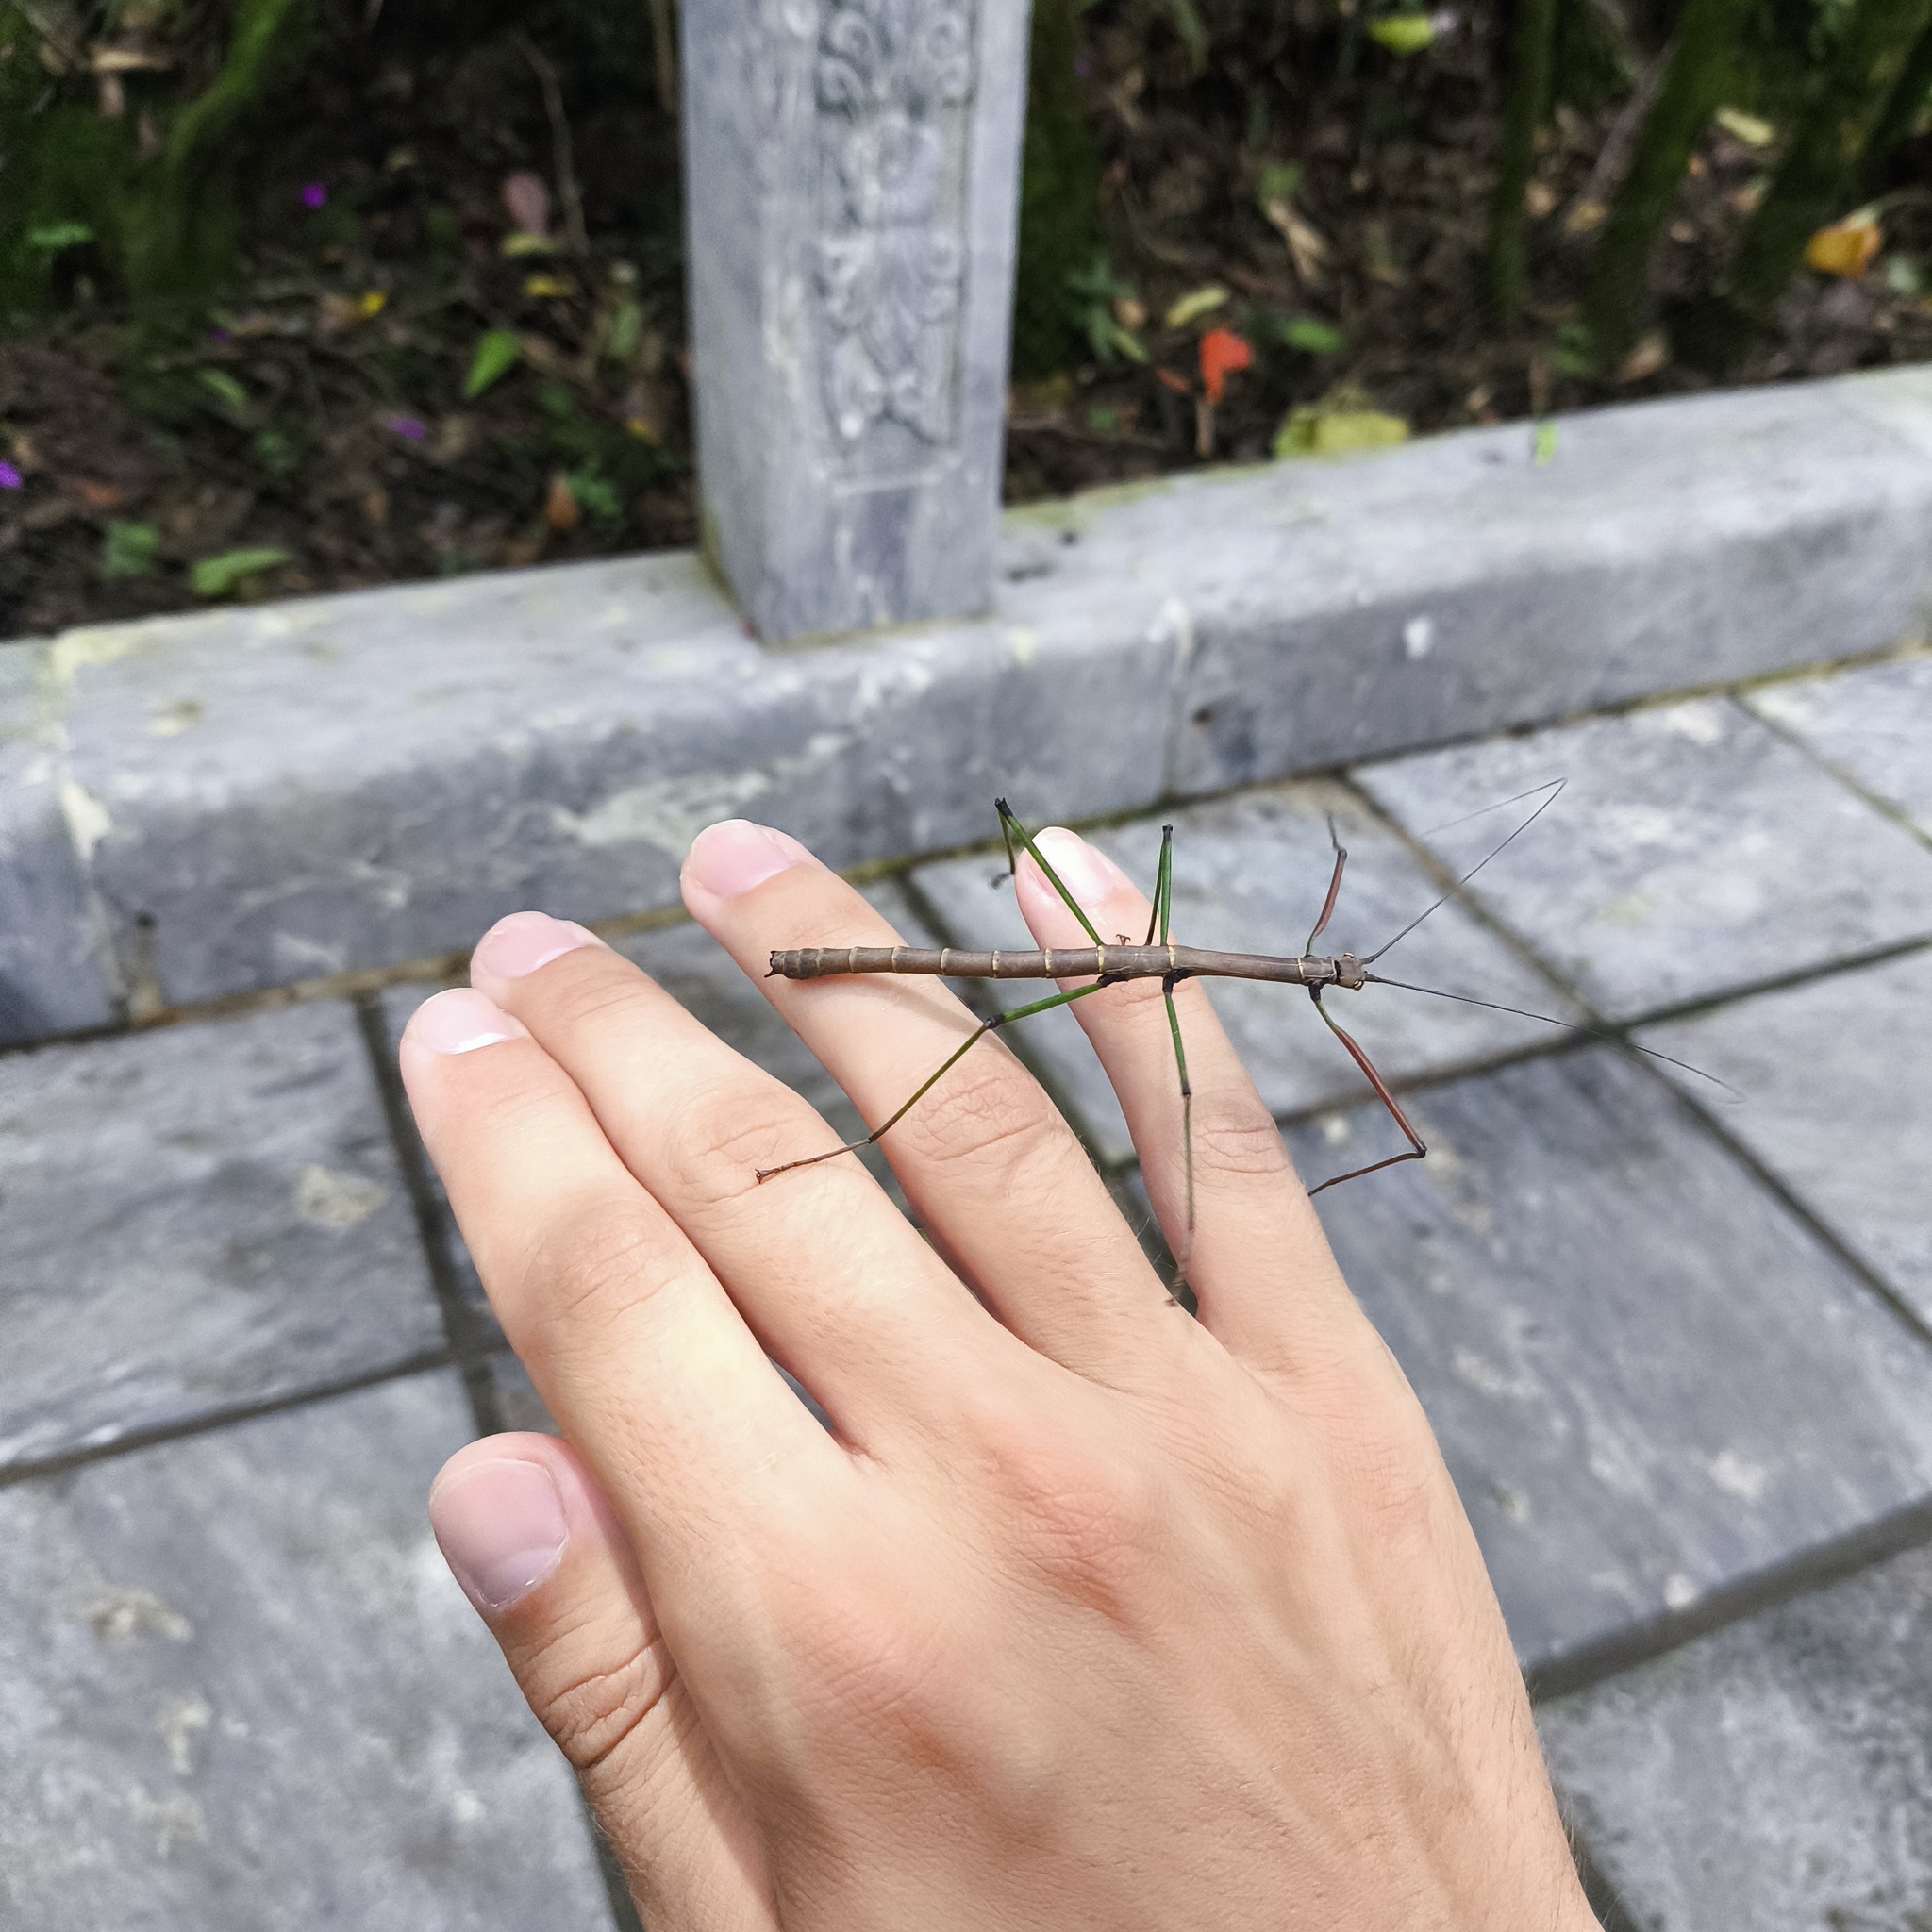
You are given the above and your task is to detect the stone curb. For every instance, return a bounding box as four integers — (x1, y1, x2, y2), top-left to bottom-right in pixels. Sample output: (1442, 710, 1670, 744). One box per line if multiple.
(4, 366, 1929, 1041)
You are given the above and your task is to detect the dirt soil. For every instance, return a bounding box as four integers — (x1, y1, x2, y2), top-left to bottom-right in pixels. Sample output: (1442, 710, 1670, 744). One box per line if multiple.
(4, 1, 1930, 638)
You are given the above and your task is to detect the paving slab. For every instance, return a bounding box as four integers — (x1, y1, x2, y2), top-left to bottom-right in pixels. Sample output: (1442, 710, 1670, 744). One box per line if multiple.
(1540, 1540, 1932, 1931)
(1355, 696, 1932, 1020)
(379, 885, 930, 1344)
(1744, 654, 1932, 838)
(0, 1372, 613, 1931)
(0, 641, 119, 1041)
(912, 783, 1580, 1164)
(1638, 946, 1932, 1329)
(0, 1001, 443, 1473)
(1280, 1047, 1932, 1675)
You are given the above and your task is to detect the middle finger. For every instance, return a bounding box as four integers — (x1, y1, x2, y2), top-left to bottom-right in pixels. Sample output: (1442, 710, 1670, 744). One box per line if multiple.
(679, 821, 1187, 1388)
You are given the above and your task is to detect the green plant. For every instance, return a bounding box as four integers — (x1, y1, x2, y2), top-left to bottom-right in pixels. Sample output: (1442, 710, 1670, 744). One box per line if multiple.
(1013, 0, 1106, 378)
(100, 522, 160, 579)
(1, 0, 312, 309)
(1716, 0, 1932, 343)
(191, 546, 291, 597)
(1489, 0, 1560, 319)
(464, 329, 525, 399)
(1583, 0, 1763, 364)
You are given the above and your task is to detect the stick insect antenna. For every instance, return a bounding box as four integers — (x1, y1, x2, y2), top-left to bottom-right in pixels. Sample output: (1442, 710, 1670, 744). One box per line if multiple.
(1361, 778, 1565, 967)
(1362, 974, 1740, 1096)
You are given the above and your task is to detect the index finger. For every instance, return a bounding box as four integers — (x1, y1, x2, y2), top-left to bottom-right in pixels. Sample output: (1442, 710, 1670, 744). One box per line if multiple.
(398, 989, 849, 1608)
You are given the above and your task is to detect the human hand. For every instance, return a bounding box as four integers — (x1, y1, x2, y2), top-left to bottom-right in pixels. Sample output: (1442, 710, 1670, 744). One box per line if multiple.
(401, 818, 1598, 1932)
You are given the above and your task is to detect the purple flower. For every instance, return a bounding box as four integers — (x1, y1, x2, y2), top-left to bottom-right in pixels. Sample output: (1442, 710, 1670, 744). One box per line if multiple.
(384, 413, 428, 441)
(209, 325, 233, 345)
(301, 183, 327, 209)
(0, 461, 22, 490)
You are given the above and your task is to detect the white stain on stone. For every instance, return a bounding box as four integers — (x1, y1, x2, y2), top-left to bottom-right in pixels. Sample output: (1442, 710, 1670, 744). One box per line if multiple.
(147, 699, 205, 738)
(1149, 595, 1193, 667)
(1005, 627, 1038, 668)
(1451, 1346, 1538, 1401)
(1643, 698, 1728, 746)
(1403, 615, 1435, 660)
(552, 732, 851, 856)
(294, 1164, 387, 1231)
(59, 778, 113, 862)
(1663, 1572, 1698, 1609)
(133, 1788, 207, 1857)
(49, 625, 156, 686)
(1709, 1447, 1771, 1502)
(84, 1587, 193, 1644)
(158, 1693, 213, 1774)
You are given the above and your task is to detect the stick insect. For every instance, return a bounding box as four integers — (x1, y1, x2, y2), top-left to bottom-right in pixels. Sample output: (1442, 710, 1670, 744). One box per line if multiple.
(756, 786, 1610, 1217)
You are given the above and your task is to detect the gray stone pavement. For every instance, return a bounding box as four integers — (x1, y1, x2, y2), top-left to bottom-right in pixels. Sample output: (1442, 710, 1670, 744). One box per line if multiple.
(3, 641, 1930, 1925)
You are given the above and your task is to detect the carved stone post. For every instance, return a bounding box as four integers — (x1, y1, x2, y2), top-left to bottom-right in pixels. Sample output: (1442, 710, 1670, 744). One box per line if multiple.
(681, 0, 1029, 641)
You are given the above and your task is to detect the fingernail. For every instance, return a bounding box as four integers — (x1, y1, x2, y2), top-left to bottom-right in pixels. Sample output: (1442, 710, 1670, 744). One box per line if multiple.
(471, 910, 605, 983)
(429, 1457, 569, 1612)
(1032, 827, 1132, 906)
(408, 987, 530, 1056)
(683, 819, 811, 898)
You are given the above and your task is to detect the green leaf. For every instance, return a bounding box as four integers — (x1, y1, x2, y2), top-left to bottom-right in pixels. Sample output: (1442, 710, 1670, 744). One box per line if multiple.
(1533, 420, 1559, 468)
(1550, 322, 1595, 377)
(250, 428, 297, 475)
(1257, 161, 1305, 212)
(101, 522, 159, 580)
(191, 547, 291, 597)
(602, 298, 643, 366)
(26, 222, 95, 254)
(1280, 316, 1345, 355)
(1367, 13, 1435, 54)
(566, 466, 622, 525)
(463, 329, 523, 399)
(198, 369, 250, 413)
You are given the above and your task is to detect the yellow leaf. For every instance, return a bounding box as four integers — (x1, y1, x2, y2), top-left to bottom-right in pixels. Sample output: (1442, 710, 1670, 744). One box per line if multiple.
(1163, 284, 1229, 329)
(1714, 108, 1774, 147)
(501, 232, 557, 257)
(524, 274, 575, 299)
(1367, 14, 1434, 54)
(1805, 214, 1881, 278)
(1274, 403, 1408, 459)
(358, 290, 387, 318)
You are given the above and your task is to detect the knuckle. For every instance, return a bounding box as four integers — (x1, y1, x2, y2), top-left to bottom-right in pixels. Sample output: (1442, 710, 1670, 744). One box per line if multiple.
(660, 1081, 815, 1204)
(537, 1621, 680, 1780)
(1186, 1090, 1292, 1183)
(890, 1041, 1064, 1177)
(963, 1402, 1163, 1611)
(515, 1192, 682, 1331)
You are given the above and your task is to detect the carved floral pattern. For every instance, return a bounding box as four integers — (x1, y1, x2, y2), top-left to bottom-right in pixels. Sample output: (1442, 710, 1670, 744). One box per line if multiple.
(814, 0, 974, 451)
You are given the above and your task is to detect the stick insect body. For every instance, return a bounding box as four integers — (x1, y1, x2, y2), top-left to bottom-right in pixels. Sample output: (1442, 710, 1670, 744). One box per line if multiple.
(757, 795, 1476, 1207)
(758, 789, 1724, 1241)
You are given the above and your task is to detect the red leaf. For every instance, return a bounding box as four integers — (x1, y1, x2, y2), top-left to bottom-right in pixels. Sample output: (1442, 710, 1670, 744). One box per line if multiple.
(1198, 327, 1253, 407)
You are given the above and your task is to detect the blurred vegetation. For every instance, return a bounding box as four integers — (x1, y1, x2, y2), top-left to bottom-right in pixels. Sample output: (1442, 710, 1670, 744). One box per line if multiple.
(3, 0, 1928, 631)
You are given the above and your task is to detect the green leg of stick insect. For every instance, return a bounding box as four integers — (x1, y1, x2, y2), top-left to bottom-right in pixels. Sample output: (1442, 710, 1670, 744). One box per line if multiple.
(754, 977, 1119, 1183)
(1002, 801, 1199, 1246)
